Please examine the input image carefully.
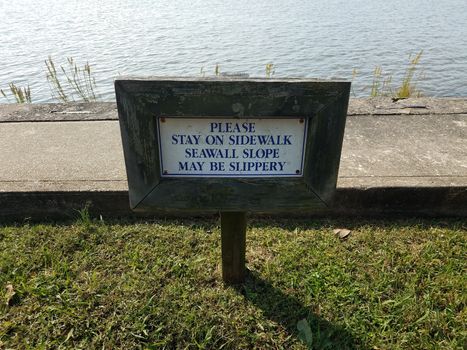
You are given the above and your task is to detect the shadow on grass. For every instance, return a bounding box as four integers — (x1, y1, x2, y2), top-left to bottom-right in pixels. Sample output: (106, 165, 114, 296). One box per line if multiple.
(234, 270, 364, 350)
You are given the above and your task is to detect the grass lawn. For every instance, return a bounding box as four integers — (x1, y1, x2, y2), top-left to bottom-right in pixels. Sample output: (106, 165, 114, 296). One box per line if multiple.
(0, 216, 465, 349)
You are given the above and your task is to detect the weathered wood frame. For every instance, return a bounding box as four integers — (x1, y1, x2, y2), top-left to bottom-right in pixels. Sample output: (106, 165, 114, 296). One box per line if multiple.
(115, 77, 350, 212)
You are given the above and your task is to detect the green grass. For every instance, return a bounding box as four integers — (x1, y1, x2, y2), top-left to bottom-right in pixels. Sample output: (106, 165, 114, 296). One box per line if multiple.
(0, 218, 465, 349)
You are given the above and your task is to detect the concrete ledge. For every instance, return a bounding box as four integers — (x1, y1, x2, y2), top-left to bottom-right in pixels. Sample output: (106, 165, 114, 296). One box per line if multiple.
(333, 186, 466, 217)
(0, 191, 131, 221)
(1, 98, 466, 220)
(1, 186, 465, 222)
(1, 97, 467, 123)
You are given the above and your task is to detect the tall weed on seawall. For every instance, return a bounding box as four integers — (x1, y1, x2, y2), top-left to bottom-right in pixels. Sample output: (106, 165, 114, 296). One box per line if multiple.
(0, 83, 31, 103)
(369, 50, 424, 98)
(45, 56, 98, 103)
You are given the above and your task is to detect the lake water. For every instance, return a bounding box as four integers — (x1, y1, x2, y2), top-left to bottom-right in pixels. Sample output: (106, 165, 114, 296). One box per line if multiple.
(1, 0, 467, 102)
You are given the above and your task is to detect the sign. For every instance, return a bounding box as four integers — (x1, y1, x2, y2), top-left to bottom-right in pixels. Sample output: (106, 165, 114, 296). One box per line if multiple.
(115, 77, 350, 212)
(158, 117, 307, 177)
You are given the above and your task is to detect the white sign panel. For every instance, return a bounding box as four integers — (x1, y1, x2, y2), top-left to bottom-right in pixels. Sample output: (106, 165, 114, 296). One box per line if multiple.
(158, 117, 307, 177)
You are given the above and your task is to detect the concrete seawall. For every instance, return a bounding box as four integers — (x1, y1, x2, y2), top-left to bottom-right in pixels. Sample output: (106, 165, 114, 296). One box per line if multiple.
(1, 98, 466, 220)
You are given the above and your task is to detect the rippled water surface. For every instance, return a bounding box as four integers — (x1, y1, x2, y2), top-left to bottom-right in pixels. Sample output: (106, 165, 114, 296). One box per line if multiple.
(1, 0, 467, 102)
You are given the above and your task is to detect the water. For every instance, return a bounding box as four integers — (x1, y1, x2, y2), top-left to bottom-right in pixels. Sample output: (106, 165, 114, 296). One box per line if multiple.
(1, 0, 467, 102)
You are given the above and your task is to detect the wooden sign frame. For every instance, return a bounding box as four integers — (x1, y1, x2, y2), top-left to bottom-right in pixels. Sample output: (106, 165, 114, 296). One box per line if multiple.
(115, 77, 350, 213)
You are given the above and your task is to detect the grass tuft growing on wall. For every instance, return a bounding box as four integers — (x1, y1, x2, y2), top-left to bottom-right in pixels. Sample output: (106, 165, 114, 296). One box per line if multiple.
(396, 50, 424, 98)
(369, 50, 424, 98)
(0, 83, 32, 103)
(45, 56, 98, 103)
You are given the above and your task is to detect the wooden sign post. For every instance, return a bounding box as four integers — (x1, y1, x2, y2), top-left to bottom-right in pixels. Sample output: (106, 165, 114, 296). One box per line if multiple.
(221, 212, 246, 284)
(115, 77, 350, 284)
